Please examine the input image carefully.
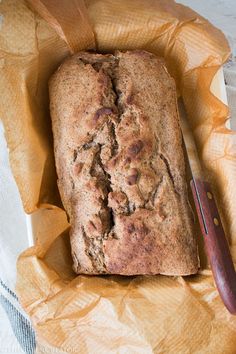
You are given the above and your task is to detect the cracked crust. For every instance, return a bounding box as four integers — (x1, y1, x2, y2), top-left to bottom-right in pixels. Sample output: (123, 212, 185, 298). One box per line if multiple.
(49, 50, 199, 275)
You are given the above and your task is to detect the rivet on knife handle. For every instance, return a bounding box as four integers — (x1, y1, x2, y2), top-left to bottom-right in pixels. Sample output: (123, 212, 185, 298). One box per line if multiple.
(191, 178, 236, 315)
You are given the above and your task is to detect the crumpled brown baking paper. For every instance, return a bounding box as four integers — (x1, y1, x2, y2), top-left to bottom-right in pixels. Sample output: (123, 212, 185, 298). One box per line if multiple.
(1, 0, 236, 352)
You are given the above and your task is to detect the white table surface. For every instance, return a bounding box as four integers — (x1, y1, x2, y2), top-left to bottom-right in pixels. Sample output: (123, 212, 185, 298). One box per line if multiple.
(0, 1, 236, 352)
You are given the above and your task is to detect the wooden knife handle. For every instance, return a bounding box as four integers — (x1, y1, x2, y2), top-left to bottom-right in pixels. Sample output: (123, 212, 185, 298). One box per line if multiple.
(190, 179, 236, 314)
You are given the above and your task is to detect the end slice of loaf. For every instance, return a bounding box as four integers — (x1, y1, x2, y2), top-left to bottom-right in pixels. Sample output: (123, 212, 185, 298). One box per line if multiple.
(49, 50, 199, 275)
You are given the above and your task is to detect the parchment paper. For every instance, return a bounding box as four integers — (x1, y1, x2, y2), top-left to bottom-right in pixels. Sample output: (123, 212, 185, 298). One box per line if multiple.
(1, 0, 236, 352)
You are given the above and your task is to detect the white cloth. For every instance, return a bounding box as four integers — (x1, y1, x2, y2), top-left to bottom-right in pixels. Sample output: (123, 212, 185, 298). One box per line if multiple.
(0, 122, 35, 354)
(0, 1, 236, 353)
(0, 122, 29, 290)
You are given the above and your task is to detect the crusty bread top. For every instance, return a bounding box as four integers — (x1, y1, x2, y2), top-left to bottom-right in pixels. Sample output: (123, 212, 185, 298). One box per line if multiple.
(49, 50, 199, 275)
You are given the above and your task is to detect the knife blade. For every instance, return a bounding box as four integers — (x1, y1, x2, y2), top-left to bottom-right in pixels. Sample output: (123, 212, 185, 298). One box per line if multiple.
(178, 99, 236, 315)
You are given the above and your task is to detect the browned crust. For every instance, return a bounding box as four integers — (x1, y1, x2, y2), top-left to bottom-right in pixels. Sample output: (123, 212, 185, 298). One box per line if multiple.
(49, 50, 199, 276)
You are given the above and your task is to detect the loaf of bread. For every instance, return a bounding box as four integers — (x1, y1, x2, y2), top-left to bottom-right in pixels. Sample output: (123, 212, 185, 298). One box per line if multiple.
(49, 50, 199, 275)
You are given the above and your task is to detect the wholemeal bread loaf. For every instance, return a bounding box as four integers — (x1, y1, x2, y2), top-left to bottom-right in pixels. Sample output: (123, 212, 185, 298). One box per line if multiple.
(49, 50, 199, 275)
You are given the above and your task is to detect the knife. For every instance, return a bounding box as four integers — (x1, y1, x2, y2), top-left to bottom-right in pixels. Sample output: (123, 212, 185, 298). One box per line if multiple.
(178, 99, 236, 315)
